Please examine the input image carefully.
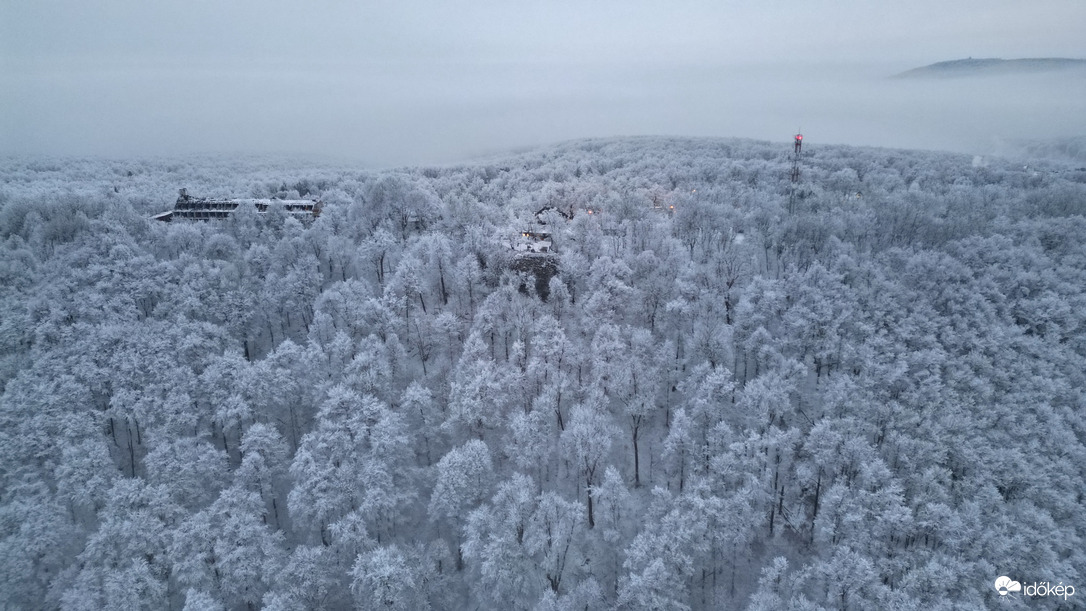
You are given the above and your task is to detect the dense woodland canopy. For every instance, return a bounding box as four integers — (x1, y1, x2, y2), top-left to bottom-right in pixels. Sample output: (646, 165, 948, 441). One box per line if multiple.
(1, 137, 1084, 610)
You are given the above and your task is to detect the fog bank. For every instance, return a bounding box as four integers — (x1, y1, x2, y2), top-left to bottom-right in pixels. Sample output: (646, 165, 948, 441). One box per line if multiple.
(4, 61, 1083, 165)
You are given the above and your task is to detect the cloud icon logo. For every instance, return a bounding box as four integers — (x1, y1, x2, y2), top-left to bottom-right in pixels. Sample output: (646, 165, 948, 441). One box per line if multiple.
(995, 576, 1022, 596)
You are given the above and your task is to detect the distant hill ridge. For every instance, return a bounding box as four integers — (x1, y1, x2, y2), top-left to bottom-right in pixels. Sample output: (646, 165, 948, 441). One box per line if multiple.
(895, 57, 1086, 78)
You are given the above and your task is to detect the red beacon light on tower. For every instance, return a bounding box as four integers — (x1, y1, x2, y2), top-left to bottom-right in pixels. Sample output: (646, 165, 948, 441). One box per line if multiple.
(794, 133, 803, 154)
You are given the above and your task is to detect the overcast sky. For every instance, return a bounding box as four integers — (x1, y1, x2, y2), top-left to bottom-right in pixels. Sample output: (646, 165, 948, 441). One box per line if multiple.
(2, 1, 1084, 164)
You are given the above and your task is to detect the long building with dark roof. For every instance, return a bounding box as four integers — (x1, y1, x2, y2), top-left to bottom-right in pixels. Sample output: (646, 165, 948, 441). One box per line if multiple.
(153, 189, 322, 222)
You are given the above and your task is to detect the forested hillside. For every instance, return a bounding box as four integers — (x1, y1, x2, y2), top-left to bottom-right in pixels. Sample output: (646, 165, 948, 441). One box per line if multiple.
(1, 137, 1084, 610)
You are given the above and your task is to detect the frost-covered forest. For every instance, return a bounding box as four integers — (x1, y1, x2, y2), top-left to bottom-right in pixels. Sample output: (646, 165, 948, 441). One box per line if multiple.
(1, 137, 1085, 610)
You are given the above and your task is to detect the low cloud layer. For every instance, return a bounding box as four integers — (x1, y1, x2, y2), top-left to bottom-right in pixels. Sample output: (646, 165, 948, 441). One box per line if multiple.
(2, 1, 1084, 164)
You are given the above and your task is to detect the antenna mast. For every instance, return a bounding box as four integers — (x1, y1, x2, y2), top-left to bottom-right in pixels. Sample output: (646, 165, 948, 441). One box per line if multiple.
(789, 130, 803, 214)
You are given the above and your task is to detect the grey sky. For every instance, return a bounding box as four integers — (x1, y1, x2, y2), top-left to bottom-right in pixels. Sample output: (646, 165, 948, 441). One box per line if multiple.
(2, 1, 1084, 164)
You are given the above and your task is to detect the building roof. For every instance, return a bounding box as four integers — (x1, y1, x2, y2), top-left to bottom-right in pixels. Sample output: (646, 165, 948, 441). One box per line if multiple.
(154, 189, 322, 222)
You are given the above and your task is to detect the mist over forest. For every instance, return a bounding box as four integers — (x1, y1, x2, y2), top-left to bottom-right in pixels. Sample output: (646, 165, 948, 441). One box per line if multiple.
(3, 61, 1084, 166)
(1, 136, 1084, 609)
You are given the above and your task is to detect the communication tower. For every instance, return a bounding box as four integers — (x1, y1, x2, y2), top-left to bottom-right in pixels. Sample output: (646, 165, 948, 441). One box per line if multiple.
(789, 131, 803, 213)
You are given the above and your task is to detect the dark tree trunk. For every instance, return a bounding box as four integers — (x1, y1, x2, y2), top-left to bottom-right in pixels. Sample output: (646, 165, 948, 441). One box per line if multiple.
(586, 477, 595, 528)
